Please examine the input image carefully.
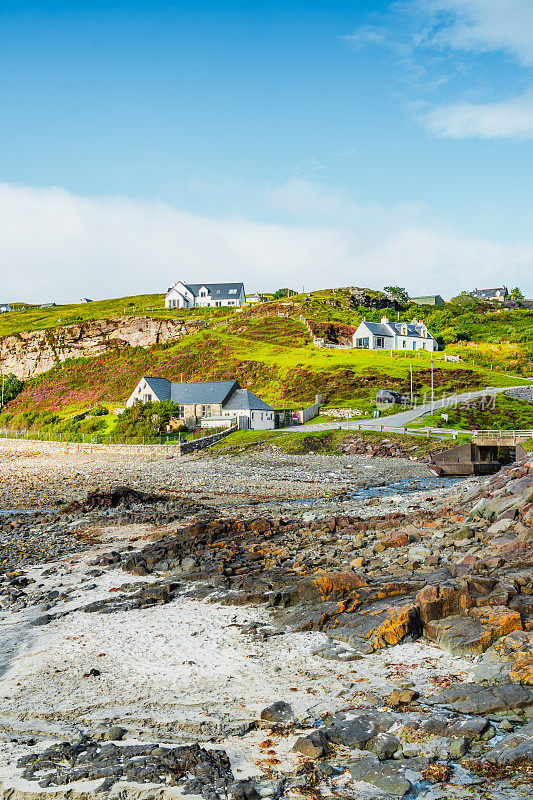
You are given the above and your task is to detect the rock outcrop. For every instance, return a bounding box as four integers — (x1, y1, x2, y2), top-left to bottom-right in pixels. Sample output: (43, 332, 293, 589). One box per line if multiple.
(0, 316, 201, 379)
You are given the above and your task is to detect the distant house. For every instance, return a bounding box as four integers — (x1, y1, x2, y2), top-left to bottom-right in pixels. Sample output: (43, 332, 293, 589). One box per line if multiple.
(126, 377, 275, 430)
(165, 282, 245, 309)
(245, 291, 263, 304)
(79, 298, 93, 304)
(353, 317, 438, 352)
(411, 295, 444, 306)
(39, 302, 56, 309)
(470, 287, 508, 302)
(0, 303, 11, 313)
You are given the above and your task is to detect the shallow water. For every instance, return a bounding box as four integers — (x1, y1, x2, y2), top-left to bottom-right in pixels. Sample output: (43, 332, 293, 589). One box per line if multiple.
(347, 475, 465, 501)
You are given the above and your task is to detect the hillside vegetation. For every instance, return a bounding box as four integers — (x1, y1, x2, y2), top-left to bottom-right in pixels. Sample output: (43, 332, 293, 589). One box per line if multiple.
(0, 287, 531, 438)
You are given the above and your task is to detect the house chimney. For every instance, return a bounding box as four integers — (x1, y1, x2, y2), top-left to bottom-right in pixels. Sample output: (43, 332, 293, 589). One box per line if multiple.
(381, 316, 389, 324)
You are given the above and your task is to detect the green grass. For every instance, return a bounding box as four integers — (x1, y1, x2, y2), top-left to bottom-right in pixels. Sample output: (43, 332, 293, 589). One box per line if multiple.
(2, 323, 529, 425)
(0, 294, 236, 337)
(209, 427, 460, 457)
(410, 394, 533, 431)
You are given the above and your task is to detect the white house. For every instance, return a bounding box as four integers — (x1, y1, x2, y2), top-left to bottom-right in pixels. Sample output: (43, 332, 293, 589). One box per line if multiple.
(353, 317, 438, 352)
(126, 377, 275, 430)
(165, 282, 246, 309)
(0, 303, 12, 313)
(245, 291, 263, 304)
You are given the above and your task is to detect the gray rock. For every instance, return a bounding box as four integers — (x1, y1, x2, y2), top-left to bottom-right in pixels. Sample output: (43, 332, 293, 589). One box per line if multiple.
(293, 732, 326, 760)
(349, 756, 420, 797)
(103, 726, 127, 741)
(484, 721, 533, 766)
(448, 736, 469, 758)
(325, 712, 395, 749)
(260, 701, 296, 725)
(366, 733, 401, 760)
(427, 682, 533, 715)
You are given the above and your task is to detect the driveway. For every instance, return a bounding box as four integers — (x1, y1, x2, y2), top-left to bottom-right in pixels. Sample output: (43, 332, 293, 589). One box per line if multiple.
(295, 385, 526, 433)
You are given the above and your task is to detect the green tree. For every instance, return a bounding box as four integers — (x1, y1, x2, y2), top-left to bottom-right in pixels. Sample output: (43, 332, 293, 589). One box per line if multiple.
(510, 287, 524, 301)
(0, 373, 23, 406)
(383, 286, 409, 303)
(273, 288, 296, 299)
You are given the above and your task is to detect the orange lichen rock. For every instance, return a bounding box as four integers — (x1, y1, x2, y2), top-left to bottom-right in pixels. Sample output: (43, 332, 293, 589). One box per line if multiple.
(366, 602, 421, 651)
(380, 532, 409, 548)
(509, 657, 533, 686)
(297, 572, 367, 602)
(416, 584, 473, 625)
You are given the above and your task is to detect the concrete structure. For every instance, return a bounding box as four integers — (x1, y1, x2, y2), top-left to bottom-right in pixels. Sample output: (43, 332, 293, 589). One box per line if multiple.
(353, 317, 438, 352)
(411, 295, 444, 306)
(470, 287, 508, 302)
(165, 282, 245, 309)
(126, 377, 275, 429)
(431, 443, 500, 476)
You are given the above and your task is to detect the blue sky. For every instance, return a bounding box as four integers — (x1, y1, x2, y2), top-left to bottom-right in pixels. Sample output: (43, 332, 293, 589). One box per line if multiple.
(0, 0, 532, 301)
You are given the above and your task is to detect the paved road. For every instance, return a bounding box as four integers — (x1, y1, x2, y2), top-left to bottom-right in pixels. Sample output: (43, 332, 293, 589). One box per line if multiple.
(294, 385, 526, 433)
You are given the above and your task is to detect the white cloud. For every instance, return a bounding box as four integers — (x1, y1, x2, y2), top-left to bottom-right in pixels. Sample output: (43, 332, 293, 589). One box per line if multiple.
(0, 180, 531, 303)
(425, 88, 533, 138)
(343, 25, 387, 48)
(425, 0, 533, 65)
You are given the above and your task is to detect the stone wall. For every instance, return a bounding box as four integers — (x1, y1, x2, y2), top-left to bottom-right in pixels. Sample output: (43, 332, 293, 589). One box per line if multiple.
(0, 316, 199, 380)
(0, 425, 238, 457)
(179, 425, 238, 454)
(0, 437, 177, 458)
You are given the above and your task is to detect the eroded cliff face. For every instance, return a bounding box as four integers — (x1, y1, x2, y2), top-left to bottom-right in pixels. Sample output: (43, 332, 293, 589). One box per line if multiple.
(0, 317, 198, 379)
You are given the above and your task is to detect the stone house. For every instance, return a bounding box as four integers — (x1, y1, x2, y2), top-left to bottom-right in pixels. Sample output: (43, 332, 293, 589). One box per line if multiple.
(353, 317, 438, 352)
(469, 287, 508, 302)
(126, 377, 275, 429)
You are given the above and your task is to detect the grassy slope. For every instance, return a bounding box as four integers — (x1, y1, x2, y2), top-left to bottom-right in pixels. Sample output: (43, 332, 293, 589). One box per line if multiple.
(0, 295, 234, 336)
(1, 321, 528, 425)
(410, 394, 533, 430)
(209, 428, 459, 458)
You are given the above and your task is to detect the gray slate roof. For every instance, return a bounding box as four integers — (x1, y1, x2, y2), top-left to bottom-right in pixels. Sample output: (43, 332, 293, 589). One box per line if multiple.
(359, 322, 394, 337)
(170, 380, 240, 405)
(184, 282, 244, 299)
(144, 377, 172, 401)
(223, 389, 274, 412)
(359, 321, 436, 340)
(470, 287, 507, 299)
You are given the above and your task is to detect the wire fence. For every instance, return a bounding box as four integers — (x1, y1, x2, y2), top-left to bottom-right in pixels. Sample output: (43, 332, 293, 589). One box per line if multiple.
(0, 426, 229, 446)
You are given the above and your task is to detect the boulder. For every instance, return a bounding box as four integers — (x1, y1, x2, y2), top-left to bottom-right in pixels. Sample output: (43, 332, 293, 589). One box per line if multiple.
(427, 681, 533, 715)
(260, 701, 296, 725)
(424, 607, 522, 655)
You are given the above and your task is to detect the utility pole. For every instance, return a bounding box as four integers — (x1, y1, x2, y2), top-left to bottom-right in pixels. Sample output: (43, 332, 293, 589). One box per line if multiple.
(410, 364, 413, 406)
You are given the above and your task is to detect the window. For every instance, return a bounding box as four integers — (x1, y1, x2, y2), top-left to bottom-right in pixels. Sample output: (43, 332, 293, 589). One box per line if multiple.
(143, 393, 152, 402)
(402, 340, 407, 348)
(422, 342, 426, 350)
(200, 290, 207, 297)
(356, 337, 369, 348)
(179, 405, 185, 417)
(375, 336, 384, 348)
(229, 289, 237, 294)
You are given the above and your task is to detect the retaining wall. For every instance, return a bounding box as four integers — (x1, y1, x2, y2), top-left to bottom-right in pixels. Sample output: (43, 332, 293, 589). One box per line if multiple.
(178, 426, 238, 454)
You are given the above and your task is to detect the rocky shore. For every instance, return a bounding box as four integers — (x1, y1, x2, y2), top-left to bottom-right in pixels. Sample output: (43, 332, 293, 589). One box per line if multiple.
(0, 447, 531, 800)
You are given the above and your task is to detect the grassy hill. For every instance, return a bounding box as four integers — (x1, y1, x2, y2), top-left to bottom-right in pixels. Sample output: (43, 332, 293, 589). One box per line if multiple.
(0, 287, 531, 437)
(1, 319, 528, 430)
